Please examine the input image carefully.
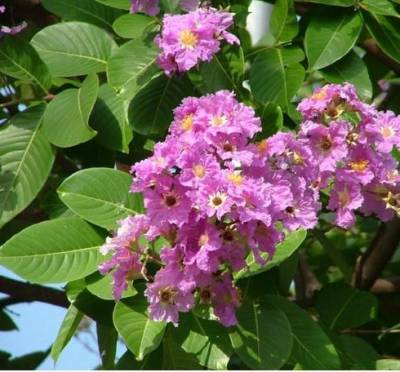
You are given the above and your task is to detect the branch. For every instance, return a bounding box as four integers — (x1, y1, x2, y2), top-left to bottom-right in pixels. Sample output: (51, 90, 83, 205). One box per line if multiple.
(294, 251, 321, 307)
(353, 218, 400, 290)
(0, 275, 69, 308)
(371, 277, 400, 294)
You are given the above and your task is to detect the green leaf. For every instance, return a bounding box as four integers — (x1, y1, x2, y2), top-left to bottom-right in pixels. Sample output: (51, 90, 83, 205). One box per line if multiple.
(174, 313, 233, 369)
(315, 283, 378, 330)
(336, 334, 379, 369)
(113, 14, 155, 39)
(128, 74, 195, 136)
(0, 217, 106, 283)
(199, 46, 245, 93)
(113, 295, 166, 360)
(116, 348, 163, 370)
(96, 0, 130, 9)
(235, 229, 306, 279)
(51, 305, 83, 362)
(41, 0, 124, 30)
(270, 0, 298, 44)
(250, 48, 305, 108)
(43, 74, 99, 148)
(0, 310, 17, 331)
(90, 84, 133, 153)
(294, 0, 355, 6)
(2, 350, 49, 370)
(74, 290, 115, 326)
(86, 272, 137, 300)
(31, 22, 117, 77)
(0, 36, 51, 93)
(257, 102, 284, 138)
(305, 11, 363, 70)
(376, 359, 400, 370)
(360, 0, 400, 17)
(229, 301, 293, 369)
(0, 105, 55, 228)
(263, 295, 341, 370)
(58, 167, 144, 230)
(321, 51, 373, 101)
(97, 323, 118, 369)
(107, 39, 159, 100)
(163, 329, 202, 369)
(364, 12, 400, 64)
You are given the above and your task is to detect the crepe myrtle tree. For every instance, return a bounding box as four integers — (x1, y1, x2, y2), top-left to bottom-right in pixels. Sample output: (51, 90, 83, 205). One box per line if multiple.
(1, 0, 400, 369)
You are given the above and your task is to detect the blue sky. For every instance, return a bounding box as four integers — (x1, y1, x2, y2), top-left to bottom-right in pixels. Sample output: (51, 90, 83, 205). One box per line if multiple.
(0, 266, 124, 370)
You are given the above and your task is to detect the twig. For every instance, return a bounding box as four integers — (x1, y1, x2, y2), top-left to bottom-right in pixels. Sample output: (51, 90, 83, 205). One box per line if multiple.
(0, 274, 69, 308)
(353, 218, 400, 290)
(294, 251, 321, 307)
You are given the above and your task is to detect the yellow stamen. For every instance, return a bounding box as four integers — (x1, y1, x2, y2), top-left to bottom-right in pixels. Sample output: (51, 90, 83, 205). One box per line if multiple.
(312, 89, 327, 101)
(179, 29, 198, 49)
(381, 126, 395, 138)
(257, 139, 268, 154)
(338, 189, 350, 207)
(210, 115, 227, 127)
(193, 164, 205, 178)
(292, 151, 304, 165)
(228, 172, 244, 186)
(181, 114, 193, 131)
(349, 159, 369, 172)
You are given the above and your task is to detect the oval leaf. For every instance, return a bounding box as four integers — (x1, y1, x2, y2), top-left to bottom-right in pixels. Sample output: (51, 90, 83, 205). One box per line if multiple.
(57, 167, 144, 229)
(174, 313, 233, 370)
(250, 48, 305, 108)
(0, 105, 55, 228)
(263, 295, 341, 370)
(43, 74, 99, 148)
(90, 84, 133, 153)
(107, 39, 159, 100)
(51, 305, 83, 362)
(41, 0, 124, 30)
(305, 11, 363, 70)
(112, 14, 155, 39)
(113, 295, 166, 360)
(315, 283, 378, 330)
(31, 22, 117, 77)
(364, 12, 400, 64)
(128, 74, 195, 136)
(321, 51, 372, 101)
(229, 301, 293, 369)
(0, 217, 106, 283)
(0, 36, 51, 92)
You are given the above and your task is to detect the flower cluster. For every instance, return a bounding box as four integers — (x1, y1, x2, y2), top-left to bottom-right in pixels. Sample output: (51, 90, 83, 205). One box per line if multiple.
(298, 83, 400, 228)
(99, 84, 400, 327)
(155, 7, 239, 75)
(130, 0, 199, 16)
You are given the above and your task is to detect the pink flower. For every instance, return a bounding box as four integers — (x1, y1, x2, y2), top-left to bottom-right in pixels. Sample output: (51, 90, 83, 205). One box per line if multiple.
(145, 269, 195, 325)
(365, 111, 400, 153)
(328, 181, 364, 228)
(155, 8, 239, 74)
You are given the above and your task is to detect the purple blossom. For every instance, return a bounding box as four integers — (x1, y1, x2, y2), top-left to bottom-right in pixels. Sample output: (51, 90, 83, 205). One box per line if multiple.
(155, 8, 239, 75)
(130, 0, 159, 16)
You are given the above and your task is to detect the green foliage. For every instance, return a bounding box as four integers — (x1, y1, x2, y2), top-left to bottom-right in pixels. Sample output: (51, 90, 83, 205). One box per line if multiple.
(31, 22, 117, 77)
(0, 217, 106, 283)
(113, 294, 167, 360)
(43, 74, 99, 147)
(58, 167, 144, 229)
(0, 105, 55, 228)
(1, 0, 400, 369)
(315, 282, 378, 330)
